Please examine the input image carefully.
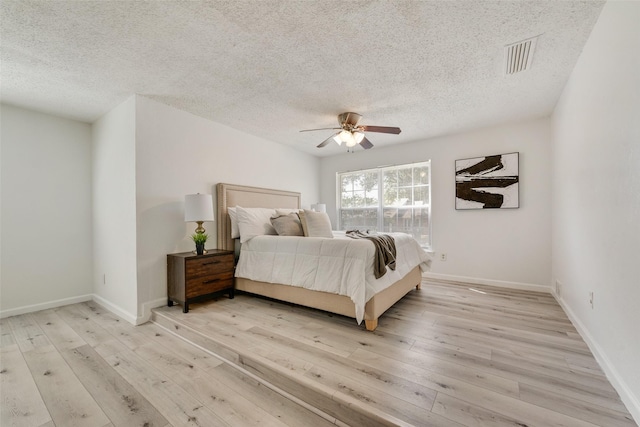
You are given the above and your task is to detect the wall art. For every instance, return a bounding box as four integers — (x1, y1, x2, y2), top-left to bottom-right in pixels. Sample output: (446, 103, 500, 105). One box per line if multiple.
(455, 152, 519, 209)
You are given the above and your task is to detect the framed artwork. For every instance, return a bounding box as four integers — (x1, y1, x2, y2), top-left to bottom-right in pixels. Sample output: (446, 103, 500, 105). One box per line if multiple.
(455, 152, 519, 210)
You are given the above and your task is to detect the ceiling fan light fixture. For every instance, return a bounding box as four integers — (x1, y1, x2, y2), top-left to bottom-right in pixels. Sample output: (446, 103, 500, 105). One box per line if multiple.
(344, 133, 358, 147)
(332, 133, 343, 145)
(353, 131, 365, 144)
(338, 130, 356, 146)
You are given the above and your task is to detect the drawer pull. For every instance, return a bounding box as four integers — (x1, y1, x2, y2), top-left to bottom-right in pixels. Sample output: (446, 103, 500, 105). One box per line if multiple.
(201, 261, 220, 266)
(203, 278, 222, 284)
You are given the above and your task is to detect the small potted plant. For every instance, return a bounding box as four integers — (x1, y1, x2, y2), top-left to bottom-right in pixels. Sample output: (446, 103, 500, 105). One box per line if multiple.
(191, 233, 208, 255)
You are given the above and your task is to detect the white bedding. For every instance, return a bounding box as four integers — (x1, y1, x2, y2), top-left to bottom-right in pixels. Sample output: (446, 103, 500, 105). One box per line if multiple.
(235, 231, 432, 323)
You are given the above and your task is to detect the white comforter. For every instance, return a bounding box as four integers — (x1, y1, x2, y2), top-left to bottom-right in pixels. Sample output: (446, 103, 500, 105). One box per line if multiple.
(235, 231, 432, 323)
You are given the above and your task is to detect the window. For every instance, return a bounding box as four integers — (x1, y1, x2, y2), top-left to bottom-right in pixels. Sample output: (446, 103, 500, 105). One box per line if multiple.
(337, 161, 431, 248)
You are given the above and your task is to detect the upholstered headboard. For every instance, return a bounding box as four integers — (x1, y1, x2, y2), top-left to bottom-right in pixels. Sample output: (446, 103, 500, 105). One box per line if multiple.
(216, 183, 301, 251)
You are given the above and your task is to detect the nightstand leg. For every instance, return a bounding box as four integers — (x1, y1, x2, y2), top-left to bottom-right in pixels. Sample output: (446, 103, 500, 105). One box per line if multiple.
(168, 299, 173, 307)
(229, 288, 235, 299)
(183, 303, 189, 313)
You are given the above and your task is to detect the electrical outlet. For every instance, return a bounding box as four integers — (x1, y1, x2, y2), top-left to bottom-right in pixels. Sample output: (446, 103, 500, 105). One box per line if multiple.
(589, 291, 594, 309)
(440, 253, 447, 261)
(555, 280, 562, 297)
(103, 274, 106, 285)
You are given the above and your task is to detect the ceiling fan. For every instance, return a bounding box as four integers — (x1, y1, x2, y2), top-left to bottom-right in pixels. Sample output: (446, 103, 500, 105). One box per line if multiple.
(300, 112, 401, 150)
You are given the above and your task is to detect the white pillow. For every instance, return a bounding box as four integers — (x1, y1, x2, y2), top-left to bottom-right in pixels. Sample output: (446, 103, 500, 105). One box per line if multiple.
(228, 207, 240, 239)
(298, 209, 333, 238)
(236, 206, 277, 243)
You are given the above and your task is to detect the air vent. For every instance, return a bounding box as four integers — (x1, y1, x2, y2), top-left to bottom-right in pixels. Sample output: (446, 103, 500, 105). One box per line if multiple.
(504, 36, 539, 75)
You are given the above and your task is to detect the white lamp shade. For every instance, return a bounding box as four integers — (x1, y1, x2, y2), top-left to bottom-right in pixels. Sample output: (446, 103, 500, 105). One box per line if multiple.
(353, 131, 365, 144)
(342, 130, 357, 147)
(310, 203, 326, 213)
(184, 194, 214, 222)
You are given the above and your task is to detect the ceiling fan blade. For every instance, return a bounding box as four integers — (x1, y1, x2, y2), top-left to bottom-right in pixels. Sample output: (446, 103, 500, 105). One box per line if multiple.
(361, 125, 401, 135)
(317, 134, 336, 148)
(300, 127, 340, 132)
(359, 136, 374, 150)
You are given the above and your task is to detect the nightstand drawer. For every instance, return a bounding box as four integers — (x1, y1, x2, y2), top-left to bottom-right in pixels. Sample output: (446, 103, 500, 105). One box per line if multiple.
(186, 254, 234, 278)
(186, 273, 234, 298)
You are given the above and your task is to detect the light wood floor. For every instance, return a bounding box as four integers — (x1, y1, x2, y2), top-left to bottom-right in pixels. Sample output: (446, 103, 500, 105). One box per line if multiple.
(151, 279, 637, 427)
(1, 279, 637, 427)
(0, 302, 337, 426)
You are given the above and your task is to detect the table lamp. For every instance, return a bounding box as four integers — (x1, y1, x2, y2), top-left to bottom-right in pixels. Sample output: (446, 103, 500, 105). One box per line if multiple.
(184, 193, 214, 235)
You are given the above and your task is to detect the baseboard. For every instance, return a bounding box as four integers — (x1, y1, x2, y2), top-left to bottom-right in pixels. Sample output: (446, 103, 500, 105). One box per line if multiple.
(138, 297, 168, 325)
(552, 293, 640, 425)
(0, 294, 93, 319)
(90, 294, 138, 325)
(423, 272, 552, 294)
(1, 292, 160, 327)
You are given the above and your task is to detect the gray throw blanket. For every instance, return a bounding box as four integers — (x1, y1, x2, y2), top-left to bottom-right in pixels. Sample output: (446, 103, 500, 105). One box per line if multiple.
(346, 230, 396, 279)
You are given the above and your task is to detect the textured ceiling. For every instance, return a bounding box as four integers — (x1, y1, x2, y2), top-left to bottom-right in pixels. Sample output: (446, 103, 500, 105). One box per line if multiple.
(1, 1, 604, 157)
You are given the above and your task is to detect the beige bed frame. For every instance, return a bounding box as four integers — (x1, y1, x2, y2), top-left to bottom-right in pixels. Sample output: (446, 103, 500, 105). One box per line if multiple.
(216, 183, 422, 331)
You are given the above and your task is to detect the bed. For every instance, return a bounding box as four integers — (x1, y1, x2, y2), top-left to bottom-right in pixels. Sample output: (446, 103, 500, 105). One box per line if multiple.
(216, 182, 431, 331)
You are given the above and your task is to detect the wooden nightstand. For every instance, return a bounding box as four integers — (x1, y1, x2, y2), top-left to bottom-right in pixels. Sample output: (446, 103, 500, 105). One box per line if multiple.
(167, 249, 235, 313)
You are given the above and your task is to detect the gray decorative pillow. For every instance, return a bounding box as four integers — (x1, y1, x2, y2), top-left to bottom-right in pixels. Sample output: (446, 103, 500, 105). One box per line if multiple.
(298, 209, 333, 238)
(270, 213, 304, 236)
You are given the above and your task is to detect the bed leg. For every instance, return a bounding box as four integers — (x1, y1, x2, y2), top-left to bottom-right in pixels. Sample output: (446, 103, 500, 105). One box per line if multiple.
(416, 282, 421, 290)
(365, 319, 378, 331)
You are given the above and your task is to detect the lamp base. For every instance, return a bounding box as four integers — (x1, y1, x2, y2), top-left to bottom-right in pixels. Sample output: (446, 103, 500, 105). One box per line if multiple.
(194, 221, 206, 235)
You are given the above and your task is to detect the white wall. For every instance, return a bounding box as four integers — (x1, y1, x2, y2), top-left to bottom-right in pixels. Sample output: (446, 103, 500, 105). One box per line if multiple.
(551, 1, 640, 421)
(320, 118, 552, 289)
(0, 104, 93, 316)
(92, 96, 139, 323)
(134, 96, 320, 321)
